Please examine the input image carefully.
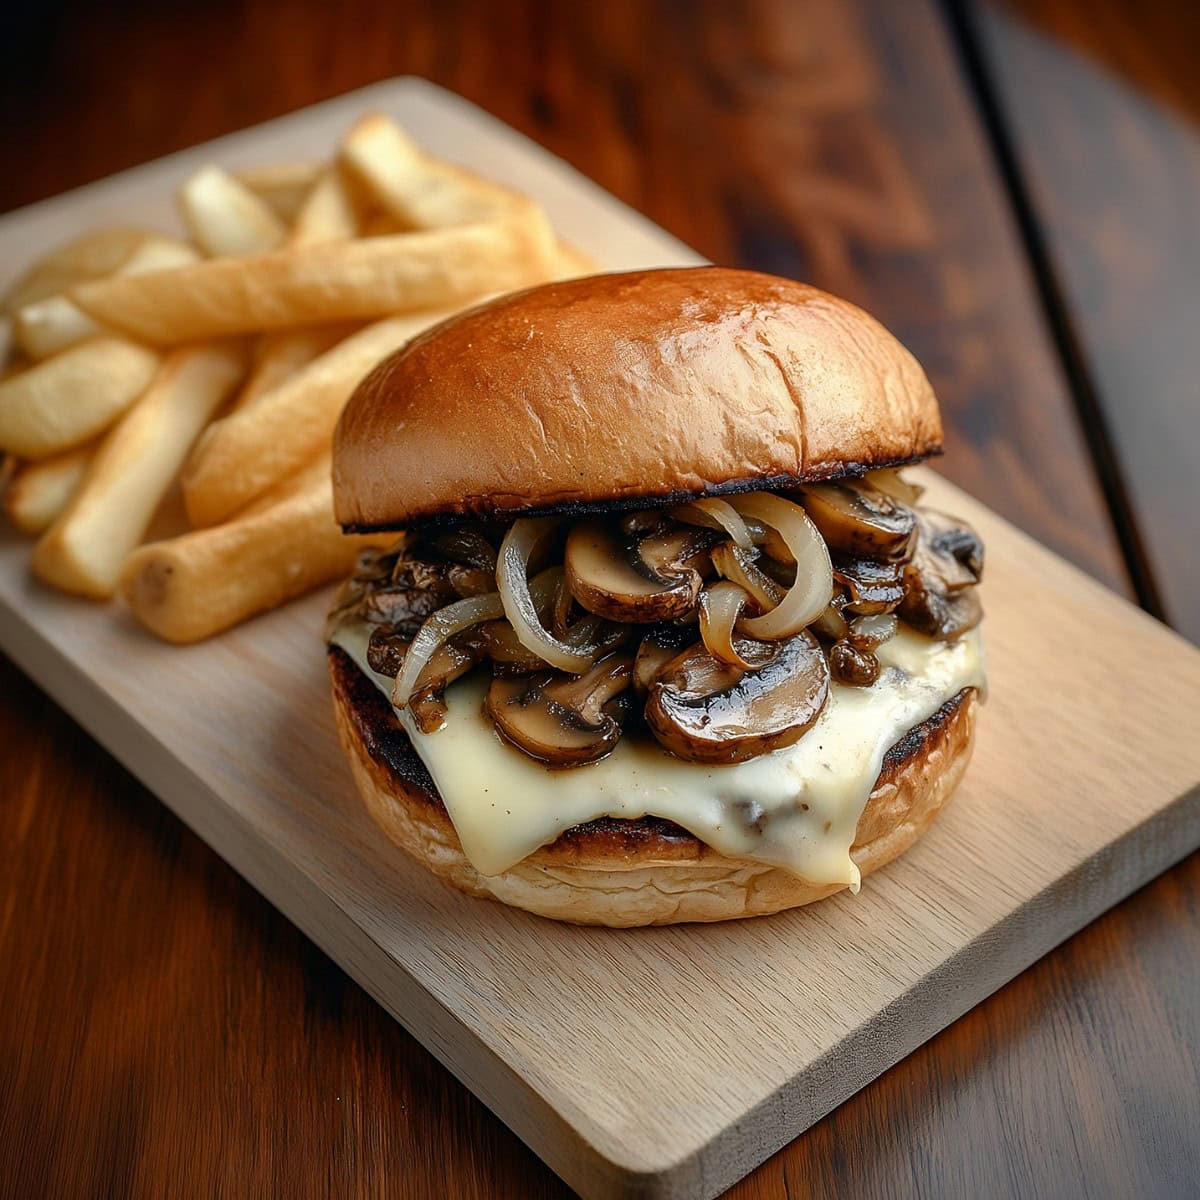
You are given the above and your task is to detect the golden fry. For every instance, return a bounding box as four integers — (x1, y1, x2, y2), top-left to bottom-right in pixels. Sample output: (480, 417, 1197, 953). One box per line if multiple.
(72, 221, 556, 344)
(3, 442, 94, 534)
(0, 337, 161, 459)
(234, 323, 359, 413)
(287, 167, 361, 246)
(3, 227, 156, 315)
(120, 456, 378, 643)
(182, 310, 463, 526)
(233, 162, 321, 224)
(179, 165, 288, 257)
(340, 112, 528, 228)
(32, 342, 247, 597)
(14, 236, 201, 360)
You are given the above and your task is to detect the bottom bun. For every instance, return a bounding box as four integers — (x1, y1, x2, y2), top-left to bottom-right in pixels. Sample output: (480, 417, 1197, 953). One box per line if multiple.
(329, 648, 978, 926)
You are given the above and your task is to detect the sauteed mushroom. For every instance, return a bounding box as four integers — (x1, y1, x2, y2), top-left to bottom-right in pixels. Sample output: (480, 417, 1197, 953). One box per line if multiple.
(832, 556, 905, 615)
(645, 631, 830, 764)
(565, 518, 706, 623)
(798, 478, 916, 562)
(486, 654, 634, 766)
(898, 510, 984, 639)
(829, 612, 898, 688)
(632, 624, 696, 696)
(369, 630, 484, 733)
(830, 641, 879, 687)
(426, 526, 499, 572)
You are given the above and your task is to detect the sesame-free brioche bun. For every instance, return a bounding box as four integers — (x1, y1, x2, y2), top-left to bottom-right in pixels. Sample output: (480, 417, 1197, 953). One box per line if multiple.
(329, 648, 978, 927)
(332, 266, 943, 531)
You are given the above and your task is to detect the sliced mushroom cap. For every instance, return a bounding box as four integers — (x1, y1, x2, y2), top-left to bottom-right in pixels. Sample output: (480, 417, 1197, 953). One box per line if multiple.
(830, 640, 880, 687)
(362, 578, 453, 635)
(446, 564, 497, 597)
(632, 623, 697, 696)
(898, 510, 984, 639)
(798, 479, 917, 562)
(470, 619, 548, 676)
(832, 555, 905, 615)
(370, 630, 484, 733)
(645, 630, 830, 764)
(485, 655, 634, 766)
(919, 509, 984, 587)
(565, 518, 702, 623)
(425, 525, 499, 572)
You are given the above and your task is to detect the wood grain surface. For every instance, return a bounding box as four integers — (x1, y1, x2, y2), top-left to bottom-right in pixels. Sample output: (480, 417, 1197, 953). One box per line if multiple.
(962, 0, 1200, 642)
(1, 2, 1197, 1198)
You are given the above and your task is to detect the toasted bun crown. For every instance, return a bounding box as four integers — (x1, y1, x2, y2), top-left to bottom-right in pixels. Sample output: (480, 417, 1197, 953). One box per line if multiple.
(333, 267, 942, 529)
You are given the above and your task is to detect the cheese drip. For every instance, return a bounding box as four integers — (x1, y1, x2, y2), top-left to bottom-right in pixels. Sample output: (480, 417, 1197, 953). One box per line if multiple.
(332, 624, 984, 885)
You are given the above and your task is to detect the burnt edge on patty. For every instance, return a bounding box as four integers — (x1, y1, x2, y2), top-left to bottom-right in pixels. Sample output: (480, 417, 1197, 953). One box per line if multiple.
(329, 645, 971, 859)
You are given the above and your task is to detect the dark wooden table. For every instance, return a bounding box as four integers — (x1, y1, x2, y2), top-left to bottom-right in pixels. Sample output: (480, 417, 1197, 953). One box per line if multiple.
(2, 2, 1197, 1197)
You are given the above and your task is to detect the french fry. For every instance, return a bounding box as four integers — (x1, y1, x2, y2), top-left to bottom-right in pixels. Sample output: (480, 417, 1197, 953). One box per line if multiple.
(234, 323, 358, 413)
(179, 165, 287, 257)
(234, 162, 321, 224)
(0, 338, 161, 459)
(3, 442, 94, 534)
(14, 236, 200, 360)
(32, 342, 247, 597)
(226, 169, 364, 412)
(287, 167, 360, 246)
(341, 112, 528, 228)
(71, 220, 557, 344)
(120, 455, 378, 643)
(182, 309, 465, 526)
(3, 227, 156, 315)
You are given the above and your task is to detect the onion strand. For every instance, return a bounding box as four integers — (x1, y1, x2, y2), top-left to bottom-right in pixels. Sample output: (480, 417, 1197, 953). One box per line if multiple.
(699, 581, 760, 669)
(728, 493, 833, 639)
(670, 498, 752, 547)
(391, 591, 505, 710)
(498, 518, 595, 674)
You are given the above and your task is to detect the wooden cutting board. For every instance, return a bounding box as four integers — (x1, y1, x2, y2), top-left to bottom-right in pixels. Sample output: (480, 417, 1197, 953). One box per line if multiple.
(1, 79, 1197, 1200)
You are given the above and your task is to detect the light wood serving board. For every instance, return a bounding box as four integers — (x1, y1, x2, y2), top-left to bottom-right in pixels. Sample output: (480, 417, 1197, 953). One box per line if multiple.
(2, 79, 1198, 1200)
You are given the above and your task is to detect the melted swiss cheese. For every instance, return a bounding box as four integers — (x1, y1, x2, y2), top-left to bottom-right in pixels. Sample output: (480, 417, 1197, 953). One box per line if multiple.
(332, 622, 984, 886)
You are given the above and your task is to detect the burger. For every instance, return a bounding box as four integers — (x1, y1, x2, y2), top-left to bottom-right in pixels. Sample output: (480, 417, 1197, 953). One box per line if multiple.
(325, 267, 985, 926)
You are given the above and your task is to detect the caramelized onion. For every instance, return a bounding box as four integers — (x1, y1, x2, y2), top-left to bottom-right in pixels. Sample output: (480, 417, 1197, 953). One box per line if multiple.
(868, 467, 924, 507)
(498, 518, 596, 674)
(698, 581, 760, 669)
(391, 591, 505, 711)
(670, 498, 752, 548)
(728, 493, 833, 639)
(710, 542, 782, 612)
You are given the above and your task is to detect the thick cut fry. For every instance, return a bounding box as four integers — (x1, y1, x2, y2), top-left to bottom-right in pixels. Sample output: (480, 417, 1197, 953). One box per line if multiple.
(3, 442, 94, 534)
(179, 165, 287, 257)
(0, 338, 161, 459)
(183, 310, 463, 526)
(341, 113, 528, 228)
(287, 167, 360, 246)
(234, 323, 358, 413)
(120, 457, 378, 643)
(3, 227, 155, 315)
(14, 236, 201, 360)
(32, 343, 247, 597)
(234, 162, 321, 224)
(71, 219, 557, 344)
(224, 170, 365, 412)
(13, 296, 99, 360)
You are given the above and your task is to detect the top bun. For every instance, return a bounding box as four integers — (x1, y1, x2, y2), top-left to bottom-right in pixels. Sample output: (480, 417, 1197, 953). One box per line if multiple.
(333, 267, 942, 530)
